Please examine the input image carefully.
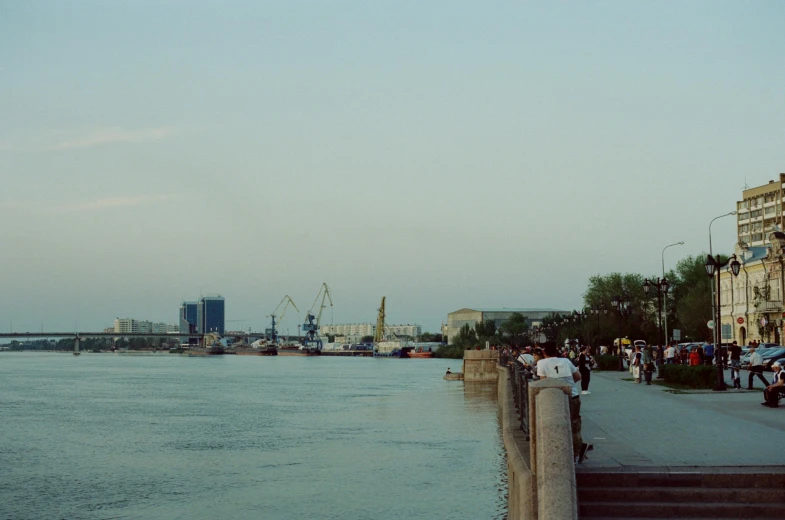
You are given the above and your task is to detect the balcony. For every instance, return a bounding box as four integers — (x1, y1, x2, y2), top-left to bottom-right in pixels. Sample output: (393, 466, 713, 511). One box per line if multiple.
(754, 301, 783, 312)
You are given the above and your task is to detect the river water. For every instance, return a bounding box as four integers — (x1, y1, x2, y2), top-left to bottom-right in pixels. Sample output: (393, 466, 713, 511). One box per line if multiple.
(1, 353, 506, 520)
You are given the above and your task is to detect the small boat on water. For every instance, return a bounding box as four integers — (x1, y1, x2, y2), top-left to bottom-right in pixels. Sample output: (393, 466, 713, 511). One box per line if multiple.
(407, 346, 434, 359)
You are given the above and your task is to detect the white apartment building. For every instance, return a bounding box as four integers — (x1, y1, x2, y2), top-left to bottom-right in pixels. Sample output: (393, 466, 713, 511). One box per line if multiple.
(114, 318, 178, 335)
(737, 174, 785, 247)
(320, 323, 422, 339)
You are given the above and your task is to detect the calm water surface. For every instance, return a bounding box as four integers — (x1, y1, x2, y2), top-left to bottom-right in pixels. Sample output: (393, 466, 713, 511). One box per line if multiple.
(1, 353, 506, 520)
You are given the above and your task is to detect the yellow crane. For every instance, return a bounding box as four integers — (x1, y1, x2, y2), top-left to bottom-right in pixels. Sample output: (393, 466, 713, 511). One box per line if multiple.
(302, 283, 333, 350)
(373, 296, 386, 344)
(267, 295, 299, 344)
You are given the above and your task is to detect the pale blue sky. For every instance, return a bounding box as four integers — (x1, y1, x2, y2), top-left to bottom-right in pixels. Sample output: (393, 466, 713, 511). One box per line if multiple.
(2, 1, 784, 334)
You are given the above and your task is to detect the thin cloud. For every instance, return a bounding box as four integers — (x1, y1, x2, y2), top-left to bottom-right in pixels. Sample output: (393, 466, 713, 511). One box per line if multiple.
(59, 194, 173, 213)
(49, 127, 176, 151)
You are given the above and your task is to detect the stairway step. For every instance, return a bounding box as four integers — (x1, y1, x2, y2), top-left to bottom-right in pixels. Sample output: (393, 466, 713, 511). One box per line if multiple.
(576, 471, 785, 489)
(579, 486, 785, 504)
(578, 501, 781, 519)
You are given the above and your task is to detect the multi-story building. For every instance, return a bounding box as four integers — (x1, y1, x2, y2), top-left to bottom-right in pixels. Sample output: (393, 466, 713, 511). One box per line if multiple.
(444, 307, 569, 345)
(114, 318, 139, 334)
(320, 323, 422, 340)
(197, 295, 225, 335)
(736, 174, 785, 247)
(720, 235, 785, 345)
(179, 301, 198, 334)
(113, 318, 177, 335)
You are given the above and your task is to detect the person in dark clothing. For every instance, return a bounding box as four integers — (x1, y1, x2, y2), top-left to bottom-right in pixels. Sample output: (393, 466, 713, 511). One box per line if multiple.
(762, 362, 785, 407)
(578, 345, 593, 395)
(729, 341, 742, 389)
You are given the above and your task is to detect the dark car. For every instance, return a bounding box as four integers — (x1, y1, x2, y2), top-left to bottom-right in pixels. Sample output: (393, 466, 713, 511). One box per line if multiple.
(761, 347, 785, 371)
(741, 346, 785, 369)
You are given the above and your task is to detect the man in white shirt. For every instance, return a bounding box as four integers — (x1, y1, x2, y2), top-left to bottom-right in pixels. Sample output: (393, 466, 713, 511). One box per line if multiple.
(537, 343, 591, 463)
(665, 344, 677, 364)
(762, 362, 785, 407)
(747, 346, 769, 390)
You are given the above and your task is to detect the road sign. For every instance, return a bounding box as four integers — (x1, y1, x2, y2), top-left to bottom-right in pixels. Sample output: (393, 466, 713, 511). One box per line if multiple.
(672, 329, 681, 341)
(707, 320, 715, 329)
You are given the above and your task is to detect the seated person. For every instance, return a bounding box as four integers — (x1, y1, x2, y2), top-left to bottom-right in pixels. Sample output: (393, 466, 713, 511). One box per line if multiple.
(762, 362, 785, 408)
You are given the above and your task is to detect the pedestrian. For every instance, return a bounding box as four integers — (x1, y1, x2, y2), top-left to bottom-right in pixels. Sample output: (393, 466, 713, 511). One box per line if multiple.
(729, 340, 742, 389)
(689, 348, 701, 366)
(537, 343, 591, 463)
(747, 346, 769, 390)
(762, 362, 785, 407)
(630, 345, 642, 383)
(578, 345, 593, 395)
(679, 346, 689, 365)
(665, 343, 676, 364)
(642, 345, 655, 385)
(703, 342, 714, 366)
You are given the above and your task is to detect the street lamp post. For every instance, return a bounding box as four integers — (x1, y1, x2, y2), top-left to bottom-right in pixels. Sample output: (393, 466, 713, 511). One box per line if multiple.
(705, 253, 741, 391)
(709, 212, 737, 348)
(643, 277, 670, 347)
(612, 294, 631, 371)
(662, 241, 684, 344)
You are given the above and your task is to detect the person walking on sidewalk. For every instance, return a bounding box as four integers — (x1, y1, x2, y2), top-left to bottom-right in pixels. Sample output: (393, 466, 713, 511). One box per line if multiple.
(578, 345, 593, 395)
(747, 346, 769, 390)
(762, 362, 785, 407)
(729, 340, 742, 389)
(641, 345, 655, 385)
(630, 345, 642, 383)
(537, 343, 591, 463)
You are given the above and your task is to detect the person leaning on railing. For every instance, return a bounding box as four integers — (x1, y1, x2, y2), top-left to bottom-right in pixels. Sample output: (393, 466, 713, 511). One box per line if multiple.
(536, 343, 591, 464)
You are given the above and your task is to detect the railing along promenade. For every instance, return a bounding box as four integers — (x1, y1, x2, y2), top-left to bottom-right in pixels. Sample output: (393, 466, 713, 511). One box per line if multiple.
(496, 354, 578, 520)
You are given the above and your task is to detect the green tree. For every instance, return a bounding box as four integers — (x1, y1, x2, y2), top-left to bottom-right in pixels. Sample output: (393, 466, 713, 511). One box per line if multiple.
(583, 272, 652, 344)
(361, 335, 374, 343)
(500, 313, 528, 347)
(671, 254, 718, 342)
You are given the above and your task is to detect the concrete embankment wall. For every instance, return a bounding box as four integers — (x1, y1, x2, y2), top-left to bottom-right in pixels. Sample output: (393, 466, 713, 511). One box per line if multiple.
(463, 350, 499, 382)
(498, 367, 536, 520)
(497, 367, 578, 520)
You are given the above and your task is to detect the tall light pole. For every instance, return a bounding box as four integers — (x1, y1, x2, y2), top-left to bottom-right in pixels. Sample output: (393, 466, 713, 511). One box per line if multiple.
(705, 254, 741, 391)
(709, 212, 737, 346)
(662, 241, 684, 345)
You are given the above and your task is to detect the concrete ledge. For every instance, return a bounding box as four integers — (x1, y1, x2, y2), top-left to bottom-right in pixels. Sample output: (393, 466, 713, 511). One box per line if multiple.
(498, 367, 536, 520)
(534, 388, 578, 520)
(443, 372, 464, 381)
(463, 349, 499, 382)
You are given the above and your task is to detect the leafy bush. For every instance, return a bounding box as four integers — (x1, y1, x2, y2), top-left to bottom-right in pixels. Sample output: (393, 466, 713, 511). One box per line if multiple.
(660, 364, 715, 388)
(434, 345, 465, 359)
(596, 354, 622, 371)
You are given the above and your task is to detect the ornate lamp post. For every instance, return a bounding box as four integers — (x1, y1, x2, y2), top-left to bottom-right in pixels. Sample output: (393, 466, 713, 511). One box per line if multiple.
(643, 277, 670, 347)
(705, 253, 741, 391)
(612, 294, 632, 371)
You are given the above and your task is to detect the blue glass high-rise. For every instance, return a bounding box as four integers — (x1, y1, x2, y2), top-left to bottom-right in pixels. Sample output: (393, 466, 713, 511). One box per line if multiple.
(197, 295, 225, 335)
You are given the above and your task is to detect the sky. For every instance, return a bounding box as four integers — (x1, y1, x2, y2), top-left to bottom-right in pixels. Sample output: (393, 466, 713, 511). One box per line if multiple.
(2, 1, 784, 335)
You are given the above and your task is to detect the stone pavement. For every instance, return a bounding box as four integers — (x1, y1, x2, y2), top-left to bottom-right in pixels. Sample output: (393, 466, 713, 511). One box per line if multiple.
(577, 368, 785, 469)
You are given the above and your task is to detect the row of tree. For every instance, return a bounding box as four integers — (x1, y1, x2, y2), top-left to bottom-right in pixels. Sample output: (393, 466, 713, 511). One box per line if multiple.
(438, 253, 734, 351)
(3, 337, 180, 351)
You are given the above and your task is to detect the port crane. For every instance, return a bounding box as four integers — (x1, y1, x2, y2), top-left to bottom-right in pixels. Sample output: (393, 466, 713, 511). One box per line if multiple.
(266, 295, 299, 344)
(373, 296, 386, 344)
(302, 283, 333, 351)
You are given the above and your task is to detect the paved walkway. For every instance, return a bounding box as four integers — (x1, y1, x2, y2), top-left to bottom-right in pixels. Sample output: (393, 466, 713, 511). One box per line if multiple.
(577, 368, 785, 470)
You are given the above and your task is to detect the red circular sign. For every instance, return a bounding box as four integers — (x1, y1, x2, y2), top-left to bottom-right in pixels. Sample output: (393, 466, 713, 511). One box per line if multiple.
(737, 317, 744, 324)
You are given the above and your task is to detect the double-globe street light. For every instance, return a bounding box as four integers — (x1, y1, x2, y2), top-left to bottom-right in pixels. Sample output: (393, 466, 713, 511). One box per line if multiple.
(643, 277, 670, 347)
(705, 253, 741, 392)
(709, 212, 737, 348)
(611, 294, 632, 371)
(662, 241, 685, 344)
(591, 307, 609, 346)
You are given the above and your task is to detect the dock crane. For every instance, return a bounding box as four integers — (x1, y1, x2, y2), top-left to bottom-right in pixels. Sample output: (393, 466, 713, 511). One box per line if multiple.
(302, 283, 333, 351)
(266, 295, 299, 344)
(373, 296, 386, 344)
